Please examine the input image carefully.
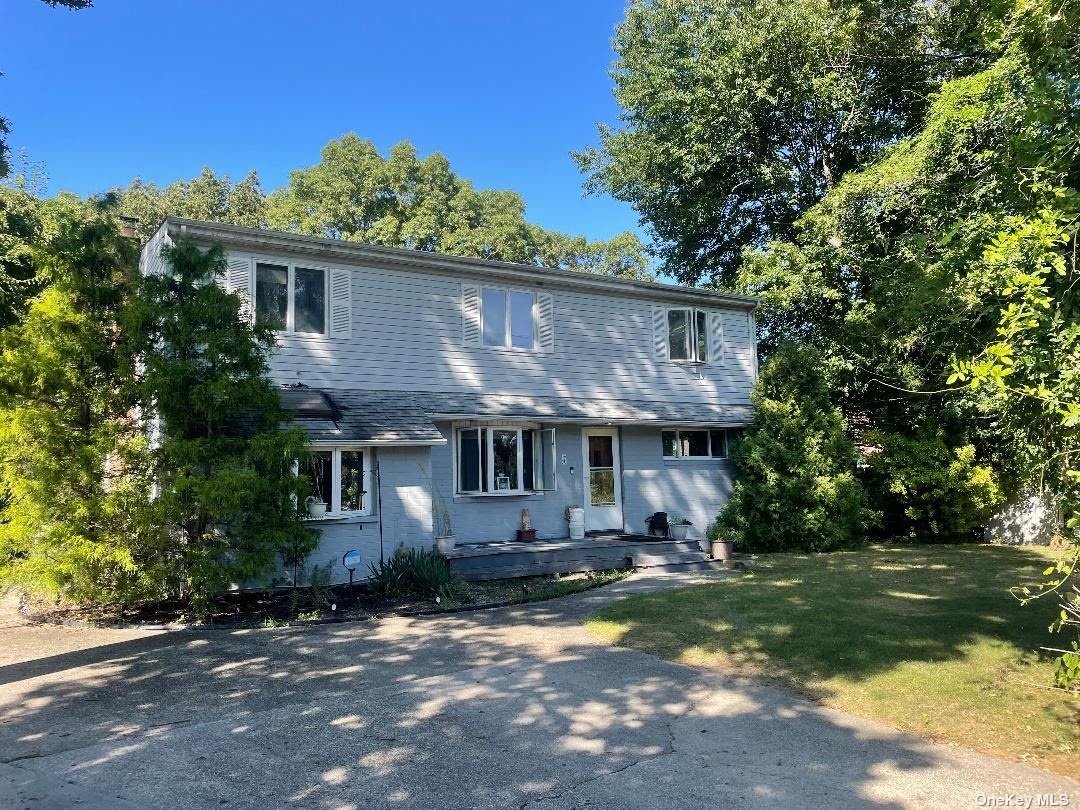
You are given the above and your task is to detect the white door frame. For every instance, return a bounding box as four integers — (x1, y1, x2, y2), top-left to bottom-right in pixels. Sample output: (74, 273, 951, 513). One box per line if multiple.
(581, 428, 624, 532)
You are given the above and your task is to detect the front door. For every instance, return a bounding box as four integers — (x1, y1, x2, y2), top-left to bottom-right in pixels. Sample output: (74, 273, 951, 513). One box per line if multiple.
(582, 429, 623, 532)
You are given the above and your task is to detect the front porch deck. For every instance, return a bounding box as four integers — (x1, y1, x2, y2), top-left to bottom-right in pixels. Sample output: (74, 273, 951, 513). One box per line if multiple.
(445, 533, 729, 581)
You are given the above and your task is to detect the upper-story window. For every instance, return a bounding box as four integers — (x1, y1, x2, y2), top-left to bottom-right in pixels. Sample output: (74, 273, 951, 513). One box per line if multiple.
(668, 308, 709, 363)
(482, 287, 536, 350)
(255, 262, 326, 334)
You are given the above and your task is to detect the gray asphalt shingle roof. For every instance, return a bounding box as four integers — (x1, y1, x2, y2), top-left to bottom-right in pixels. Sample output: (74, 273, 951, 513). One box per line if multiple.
(281, 387, 752, 444)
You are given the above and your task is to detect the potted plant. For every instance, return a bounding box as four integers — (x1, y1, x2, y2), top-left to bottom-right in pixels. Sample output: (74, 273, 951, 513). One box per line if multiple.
(706, 521, 736, 561)
(305, 457, 328, 519)
(517, 508, 537, 542)
(668, 516, 692, 540)
(305, 495, 328, 520)
(565, 505, 585, 540)
(432, 479, 456, 554)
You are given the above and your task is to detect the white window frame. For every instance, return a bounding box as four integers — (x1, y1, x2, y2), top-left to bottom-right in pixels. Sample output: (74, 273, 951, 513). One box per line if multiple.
(661, 428, 729, 460)
(481, 286, 537, 351)
(454, 424, 556, 496)
(667, 307, 709, 364)
(255, 260, 329, 336)
(304, 447, 373, 517)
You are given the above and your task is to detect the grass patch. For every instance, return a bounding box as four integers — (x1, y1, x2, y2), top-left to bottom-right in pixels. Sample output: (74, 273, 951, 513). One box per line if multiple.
(584, 544, 1079, 777)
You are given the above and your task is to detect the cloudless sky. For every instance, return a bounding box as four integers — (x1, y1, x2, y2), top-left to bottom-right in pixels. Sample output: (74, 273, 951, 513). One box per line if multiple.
(0, 0, 644, 242)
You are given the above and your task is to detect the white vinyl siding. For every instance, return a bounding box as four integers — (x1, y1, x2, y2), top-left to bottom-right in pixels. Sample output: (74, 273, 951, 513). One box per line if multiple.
(226, 249, 754, 402)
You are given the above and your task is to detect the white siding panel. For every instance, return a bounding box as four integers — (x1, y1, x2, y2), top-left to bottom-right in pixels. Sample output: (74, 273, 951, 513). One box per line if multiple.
(216, 249, 756, 405)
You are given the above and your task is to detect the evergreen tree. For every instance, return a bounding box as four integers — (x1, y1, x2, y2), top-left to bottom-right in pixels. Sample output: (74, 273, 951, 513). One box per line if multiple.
(0, 199, 155, 601)
(714, 343, 863, 552)
(126, 240, 315, 605)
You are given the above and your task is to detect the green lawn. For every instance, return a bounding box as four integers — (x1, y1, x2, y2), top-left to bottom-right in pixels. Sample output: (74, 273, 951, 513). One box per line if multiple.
(584, 545, 1080, 777)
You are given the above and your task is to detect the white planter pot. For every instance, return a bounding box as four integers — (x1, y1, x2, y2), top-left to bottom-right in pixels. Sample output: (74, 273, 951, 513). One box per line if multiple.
(307, 499, 328, 520)
(435, 535, 456, 554)
(670, 524, 690, 540)
(710, 539, 735, 561)
(567, 508, 586, 540)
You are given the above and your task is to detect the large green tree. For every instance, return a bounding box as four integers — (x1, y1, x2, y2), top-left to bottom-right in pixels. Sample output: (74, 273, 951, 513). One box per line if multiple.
(0, 198, 154, 602)
(116, 167, 268, 242)
(267, 135, 652, 279)
(577, 0, 941, 287)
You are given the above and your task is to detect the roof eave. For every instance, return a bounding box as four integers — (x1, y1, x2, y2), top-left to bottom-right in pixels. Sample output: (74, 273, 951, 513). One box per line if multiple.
(163, 217, 761, 311)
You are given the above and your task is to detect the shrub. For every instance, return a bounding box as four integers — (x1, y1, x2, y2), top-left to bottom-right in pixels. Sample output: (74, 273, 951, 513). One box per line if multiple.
(367, 547, 458, 599)
(860, 428, 1003, 542)
(716, 342, 863, 552)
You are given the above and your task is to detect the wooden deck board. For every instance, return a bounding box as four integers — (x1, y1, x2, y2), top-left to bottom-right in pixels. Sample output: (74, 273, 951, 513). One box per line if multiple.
(445, 533, 711, 581)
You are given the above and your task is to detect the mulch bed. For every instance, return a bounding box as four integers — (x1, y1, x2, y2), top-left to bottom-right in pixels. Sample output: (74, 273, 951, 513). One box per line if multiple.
(18, 570, 632, 630)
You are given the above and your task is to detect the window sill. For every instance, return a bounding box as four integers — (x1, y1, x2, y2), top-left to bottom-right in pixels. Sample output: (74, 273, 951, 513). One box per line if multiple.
(453, 491, 548, 502)
(662, 457, 729, 464)
(480, 343, 537, 353)
(303, 513, 376, 524)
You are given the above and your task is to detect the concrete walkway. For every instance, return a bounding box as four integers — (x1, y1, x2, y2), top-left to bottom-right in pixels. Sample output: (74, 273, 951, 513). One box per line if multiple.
(1, 571, 1076, 809)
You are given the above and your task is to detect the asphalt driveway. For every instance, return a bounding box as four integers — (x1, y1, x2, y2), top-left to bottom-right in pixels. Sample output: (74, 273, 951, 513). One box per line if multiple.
(1, 571, 1077, 809)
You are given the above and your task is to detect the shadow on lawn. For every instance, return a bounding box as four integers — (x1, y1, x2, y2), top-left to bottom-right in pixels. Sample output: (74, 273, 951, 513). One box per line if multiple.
(0, 586, 971, 809)
(592, 545, 1080, 766)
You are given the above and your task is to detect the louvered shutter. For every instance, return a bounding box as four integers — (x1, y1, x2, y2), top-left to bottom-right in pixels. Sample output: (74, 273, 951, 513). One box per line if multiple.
(709, 311, 726, 366)
(462, 283, 482, 347)
(653, 305, 669, 360)
(329, 268, 352, 338)
(536, 292, 554, 353)
(225, 256, 253, 322)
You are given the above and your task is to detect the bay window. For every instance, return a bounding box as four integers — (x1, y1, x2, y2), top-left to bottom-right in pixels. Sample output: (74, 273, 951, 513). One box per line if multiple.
(667, 308, 709, 363)
(256, 262, 327, 335)
(661, 428, 729, 459)
(303, 448, 372, 516)
(456, 426, 556, 495)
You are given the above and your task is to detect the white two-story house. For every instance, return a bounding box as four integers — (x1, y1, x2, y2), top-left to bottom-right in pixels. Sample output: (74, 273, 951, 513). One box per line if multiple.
(140, 218, 760, 583)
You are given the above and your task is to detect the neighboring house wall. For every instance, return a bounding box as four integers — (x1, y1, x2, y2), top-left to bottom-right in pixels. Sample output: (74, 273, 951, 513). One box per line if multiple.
(620, 426, 734, 542)
(987, 493, 1061, 545)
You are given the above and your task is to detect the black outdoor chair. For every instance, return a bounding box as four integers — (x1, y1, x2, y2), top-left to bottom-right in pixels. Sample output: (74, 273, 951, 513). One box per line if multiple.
(645, 511, 670, 537)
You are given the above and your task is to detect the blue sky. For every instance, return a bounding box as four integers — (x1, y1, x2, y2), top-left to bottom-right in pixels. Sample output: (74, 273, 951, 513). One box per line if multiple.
(0, 0, 643, 242)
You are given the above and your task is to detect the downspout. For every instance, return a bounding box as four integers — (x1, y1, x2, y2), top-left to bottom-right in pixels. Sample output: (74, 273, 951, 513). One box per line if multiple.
(375, 459, 385, 564)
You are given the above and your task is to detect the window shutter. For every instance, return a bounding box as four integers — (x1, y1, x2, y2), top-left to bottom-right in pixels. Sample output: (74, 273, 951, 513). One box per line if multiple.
(329, 268, 352, 338)
(536, 292, 555, 353)
(225, 256, 253, 321)
(709, 311, 726, 365)
(462, 283, 482, 347)
(653, 305, 669, 360)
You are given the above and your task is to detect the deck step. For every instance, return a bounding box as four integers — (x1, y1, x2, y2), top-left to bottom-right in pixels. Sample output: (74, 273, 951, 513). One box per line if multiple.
(630, 552, 710, 567)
